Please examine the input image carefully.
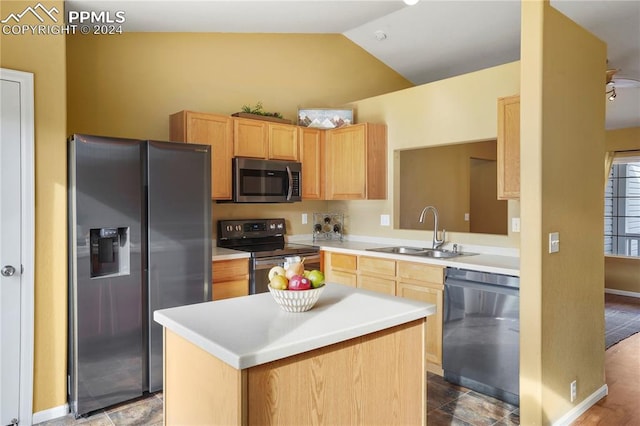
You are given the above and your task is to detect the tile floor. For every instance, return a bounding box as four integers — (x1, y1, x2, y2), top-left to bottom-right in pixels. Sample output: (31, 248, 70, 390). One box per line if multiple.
(427, 372, 520, 426)
(35, 392, 163, 426)
(37, 375, 518, 426)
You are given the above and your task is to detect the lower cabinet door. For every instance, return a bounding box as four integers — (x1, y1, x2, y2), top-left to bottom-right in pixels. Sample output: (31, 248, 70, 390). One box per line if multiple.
(397, 282, 443, 366)
(327, 270, 357, 287)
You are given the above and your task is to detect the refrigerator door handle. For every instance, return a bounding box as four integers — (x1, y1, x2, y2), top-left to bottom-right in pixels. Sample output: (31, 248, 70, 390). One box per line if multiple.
(286, 165, 293, 201)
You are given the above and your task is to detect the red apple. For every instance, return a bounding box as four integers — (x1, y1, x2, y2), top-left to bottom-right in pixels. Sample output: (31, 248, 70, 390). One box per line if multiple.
(288, 274, 311, 291)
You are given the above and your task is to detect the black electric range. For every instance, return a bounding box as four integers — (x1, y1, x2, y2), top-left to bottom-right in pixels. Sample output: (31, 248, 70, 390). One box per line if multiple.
(217, 218, 321, 294)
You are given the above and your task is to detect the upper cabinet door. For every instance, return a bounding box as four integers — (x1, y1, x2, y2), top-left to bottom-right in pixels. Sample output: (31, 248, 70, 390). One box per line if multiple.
(497, 95, 520, 200)
(325, 123, 387, 200)
(325, 124, 367, 199)
(169, 111, 233, 200)
(299, 127, 324, 200)
(268, 123, 299, 161)
(233, 118, 268, 159)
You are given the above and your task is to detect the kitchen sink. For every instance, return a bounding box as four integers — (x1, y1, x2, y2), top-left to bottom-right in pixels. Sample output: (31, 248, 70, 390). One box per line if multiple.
(366, 246, 476, 258)
(367, 246, 428, 255)
(414, 249, 463, 258)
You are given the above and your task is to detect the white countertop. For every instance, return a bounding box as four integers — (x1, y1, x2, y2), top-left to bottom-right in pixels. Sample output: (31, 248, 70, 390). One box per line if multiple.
(212, 246, 250, 261)
(294, 238, 520, 277)
(154, 283, 436, 370)
(211, 235, 519, 275)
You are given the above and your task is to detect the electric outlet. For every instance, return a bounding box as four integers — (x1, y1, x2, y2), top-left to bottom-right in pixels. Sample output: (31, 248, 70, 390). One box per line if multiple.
(380, 214, 390, 226)
(570, 380, 577, 402)
(301, 213, 308, 225)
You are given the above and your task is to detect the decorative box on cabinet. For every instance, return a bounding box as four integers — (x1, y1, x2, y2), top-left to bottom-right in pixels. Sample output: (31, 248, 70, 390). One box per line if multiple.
(169, 111, 233, 200)
(324, 123, 387, 200)
(212, 258, 249, 300)
(497, 95, 520, 200)
(233, 118, 299, 161)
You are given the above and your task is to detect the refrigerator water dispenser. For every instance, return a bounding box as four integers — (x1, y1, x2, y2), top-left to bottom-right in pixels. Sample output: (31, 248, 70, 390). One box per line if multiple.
(90, 227, 130, 278)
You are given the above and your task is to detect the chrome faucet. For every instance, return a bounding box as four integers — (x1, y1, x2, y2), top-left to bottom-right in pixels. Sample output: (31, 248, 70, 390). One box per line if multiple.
(418, 205, 446, 250)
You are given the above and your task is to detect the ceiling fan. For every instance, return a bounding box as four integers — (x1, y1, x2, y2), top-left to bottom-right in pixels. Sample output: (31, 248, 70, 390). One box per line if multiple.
(606, 68, 619, 101)
(606, 68, 640, 102)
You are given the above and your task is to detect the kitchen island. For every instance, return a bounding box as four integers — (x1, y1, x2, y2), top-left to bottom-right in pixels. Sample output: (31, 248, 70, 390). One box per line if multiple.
(154, 283, 436, 425)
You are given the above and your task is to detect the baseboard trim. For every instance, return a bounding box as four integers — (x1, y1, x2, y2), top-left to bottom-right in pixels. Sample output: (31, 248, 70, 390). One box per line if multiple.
(605, 288, 640, 298)
(552, 384, 608, 426)
(32, 403, 69, 424)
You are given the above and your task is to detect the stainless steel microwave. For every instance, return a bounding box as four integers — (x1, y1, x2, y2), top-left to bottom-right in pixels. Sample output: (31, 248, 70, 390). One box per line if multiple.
(232, 157, 301, 203)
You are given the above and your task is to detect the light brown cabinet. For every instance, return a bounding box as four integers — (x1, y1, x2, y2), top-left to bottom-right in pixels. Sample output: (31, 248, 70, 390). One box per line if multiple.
(323, 250, 444, 371)
(212, 258, 249, 300)
(396, 261, 444, 369)
(170, 111, 233, 200)
(299, 127, 324, 200)
(233, 118, 299, 161)
(497, 95, 520, 200)
(324, 123, 387, 200)
(323, 252, 357, 287)
(358, 256, 396, 295)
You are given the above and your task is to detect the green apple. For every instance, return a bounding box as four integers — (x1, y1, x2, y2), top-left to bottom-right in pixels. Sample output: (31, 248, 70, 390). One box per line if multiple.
(307, 270, 325, 288)
(303, 269, 311, 278)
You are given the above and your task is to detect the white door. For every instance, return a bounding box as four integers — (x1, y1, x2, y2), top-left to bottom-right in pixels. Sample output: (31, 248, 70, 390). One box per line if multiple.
(1, 68, 34, 426)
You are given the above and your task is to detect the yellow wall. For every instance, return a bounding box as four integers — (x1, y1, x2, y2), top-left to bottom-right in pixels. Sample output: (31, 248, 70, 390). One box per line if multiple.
(398, 141, 504, 234)
(606, 126, 640, 152)
(332, 61, 521, 249)
(6, 31, 409, 414)
(66, 32, 412, 139)
(0, 0, 67, 413)
(605, 256, 640, 293)
(520, 2, 606, 424)
(66, 32, 413, 235)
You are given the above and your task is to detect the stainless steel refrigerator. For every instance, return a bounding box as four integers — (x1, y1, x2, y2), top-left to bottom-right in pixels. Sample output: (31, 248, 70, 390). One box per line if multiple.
(67, 134, 211, 417)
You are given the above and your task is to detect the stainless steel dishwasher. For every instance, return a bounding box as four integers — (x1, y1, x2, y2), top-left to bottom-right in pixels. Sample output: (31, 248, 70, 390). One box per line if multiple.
(443, 268, 520, 406)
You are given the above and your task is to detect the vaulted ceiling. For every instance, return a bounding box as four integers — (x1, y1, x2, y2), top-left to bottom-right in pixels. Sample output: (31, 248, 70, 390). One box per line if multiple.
(66, 0, 640, 129)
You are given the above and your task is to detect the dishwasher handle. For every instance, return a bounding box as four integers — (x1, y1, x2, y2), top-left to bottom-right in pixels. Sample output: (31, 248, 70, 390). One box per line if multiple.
(445, 278, 520, 298)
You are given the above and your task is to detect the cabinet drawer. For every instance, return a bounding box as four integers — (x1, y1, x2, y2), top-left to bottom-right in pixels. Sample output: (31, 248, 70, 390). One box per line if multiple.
(328, 270, 357, 287)
(359, 256, 396, 277)
(329, 253, 357, 271)
(397, 262, 444, 285)
(212, 259, 249, 282)
(213, 279, 249, 300)
(359, 276, 395, 295)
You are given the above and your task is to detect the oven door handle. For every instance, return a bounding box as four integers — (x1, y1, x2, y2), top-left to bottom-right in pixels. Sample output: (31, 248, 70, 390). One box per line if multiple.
(253, 253, 321, 270)
(254, 256, 286, 270)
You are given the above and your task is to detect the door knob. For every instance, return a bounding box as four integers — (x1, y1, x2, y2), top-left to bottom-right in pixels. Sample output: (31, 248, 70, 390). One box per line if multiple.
(1, 265, 16, 277)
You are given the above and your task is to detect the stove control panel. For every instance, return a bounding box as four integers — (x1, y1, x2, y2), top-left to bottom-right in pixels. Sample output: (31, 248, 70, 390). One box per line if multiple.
(218, 218, 287, 240)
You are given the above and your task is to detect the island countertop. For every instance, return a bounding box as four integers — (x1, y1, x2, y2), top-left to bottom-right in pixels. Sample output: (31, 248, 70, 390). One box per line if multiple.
(154, 283, 436, 370)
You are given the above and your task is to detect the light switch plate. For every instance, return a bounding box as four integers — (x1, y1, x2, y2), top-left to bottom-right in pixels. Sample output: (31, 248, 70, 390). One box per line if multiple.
(549, 232, 560, 253)
(380, 214, 390, 226)
(512, 218, 521, 233)
(301, 213, 308, 225)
